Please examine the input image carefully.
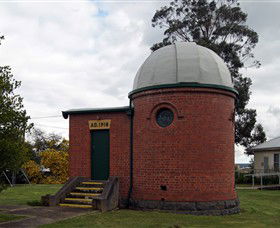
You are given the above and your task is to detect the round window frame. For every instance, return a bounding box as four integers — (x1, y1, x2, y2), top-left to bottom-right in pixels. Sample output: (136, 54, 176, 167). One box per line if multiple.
(156, 108, 174, 128)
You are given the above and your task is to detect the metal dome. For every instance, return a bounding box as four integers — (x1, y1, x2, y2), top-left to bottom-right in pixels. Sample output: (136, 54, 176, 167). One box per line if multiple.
(130, 42, 236, 96)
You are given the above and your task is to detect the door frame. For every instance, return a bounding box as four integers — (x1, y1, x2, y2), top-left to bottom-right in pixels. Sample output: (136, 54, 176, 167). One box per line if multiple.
(90, 129, 110, 180)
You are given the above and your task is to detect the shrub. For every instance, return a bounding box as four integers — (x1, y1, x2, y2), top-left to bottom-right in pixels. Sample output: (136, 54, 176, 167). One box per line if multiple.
(22, 149, 69, 184)
(235, 171, 252, 184)
(235, 171, 280, 185)
(40, 149, 69, 184)
(22, 160, 42, 184)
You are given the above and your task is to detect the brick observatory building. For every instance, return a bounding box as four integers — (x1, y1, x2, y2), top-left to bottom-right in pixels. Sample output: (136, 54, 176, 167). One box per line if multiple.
(63, 42, 240, 215)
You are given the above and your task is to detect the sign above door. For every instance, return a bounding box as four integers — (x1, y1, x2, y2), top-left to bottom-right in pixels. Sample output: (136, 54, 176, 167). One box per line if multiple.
(89, 120, 111, 130)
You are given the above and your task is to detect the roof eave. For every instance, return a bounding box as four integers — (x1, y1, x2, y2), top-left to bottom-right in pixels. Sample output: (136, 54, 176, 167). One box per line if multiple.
(62, 106, 130, 119)
(251, 147, 280, 153)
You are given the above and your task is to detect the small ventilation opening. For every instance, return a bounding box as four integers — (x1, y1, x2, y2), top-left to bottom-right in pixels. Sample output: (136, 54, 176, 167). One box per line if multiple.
(161, 198, 165, 201)
(160, 185, 167, 191)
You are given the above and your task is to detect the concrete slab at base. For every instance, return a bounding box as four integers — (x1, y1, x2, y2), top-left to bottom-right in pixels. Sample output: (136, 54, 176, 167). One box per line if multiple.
(128, 198, 240, 216)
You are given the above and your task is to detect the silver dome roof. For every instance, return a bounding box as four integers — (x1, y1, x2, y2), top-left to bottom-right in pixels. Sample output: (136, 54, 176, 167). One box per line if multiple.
(130, 42, 235, 95)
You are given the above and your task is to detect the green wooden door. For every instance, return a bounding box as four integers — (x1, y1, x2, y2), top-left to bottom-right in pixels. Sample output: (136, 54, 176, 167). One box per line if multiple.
(91, 130, 110, 180)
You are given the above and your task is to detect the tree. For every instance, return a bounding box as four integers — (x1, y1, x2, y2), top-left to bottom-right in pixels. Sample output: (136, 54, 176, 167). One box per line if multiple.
(23, 149, 69, 184)
(28, 128, 69, 155)
(40, 149, 69, 184)
(151, 0, 266, 151)
(0, 35, 33, 173)
(23, 129, 69, 184)
(22, 160, 42, 184)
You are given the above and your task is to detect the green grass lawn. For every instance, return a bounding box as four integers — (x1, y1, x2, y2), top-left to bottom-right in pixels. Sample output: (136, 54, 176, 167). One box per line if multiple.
(0, 213, 25, 223)
(236, 184, 252, 187)
(1, 185, 279, 227)
(0, 184, 62, 206)
(0, 184, 61, 223)
(40, 189, 280, 228)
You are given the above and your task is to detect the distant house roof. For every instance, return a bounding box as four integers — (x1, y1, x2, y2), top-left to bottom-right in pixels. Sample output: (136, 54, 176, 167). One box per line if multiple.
(62, 106, 130, 119)
(251, 136, 280, 152)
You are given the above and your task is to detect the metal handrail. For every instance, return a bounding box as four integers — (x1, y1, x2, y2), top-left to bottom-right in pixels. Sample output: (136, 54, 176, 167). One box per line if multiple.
(253, 169, 279, 174)
(244, 171, 280, 189)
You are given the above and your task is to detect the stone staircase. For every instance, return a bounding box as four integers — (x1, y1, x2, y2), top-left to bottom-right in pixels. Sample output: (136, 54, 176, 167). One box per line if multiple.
(42, 177, 119, 212)
(59, 181, 105, 209)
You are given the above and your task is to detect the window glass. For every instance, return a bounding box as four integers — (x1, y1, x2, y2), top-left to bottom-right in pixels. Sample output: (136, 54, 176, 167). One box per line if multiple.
(156, 108, 174, 127)
(274, 154, 279, 172)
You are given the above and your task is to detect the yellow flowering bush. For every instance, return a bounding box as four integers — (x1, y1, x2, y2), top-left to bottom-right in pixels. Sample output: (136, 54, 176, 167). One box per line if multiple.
(22, 160, 42, 184)
(22, 149, 69, 184)
(40, 149, 69, 184)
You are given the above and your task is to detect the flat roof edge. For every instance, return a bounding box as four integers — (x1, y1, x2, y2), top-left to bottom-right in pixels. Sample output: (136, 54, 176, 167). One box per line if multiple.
(62, 106, 130, 119)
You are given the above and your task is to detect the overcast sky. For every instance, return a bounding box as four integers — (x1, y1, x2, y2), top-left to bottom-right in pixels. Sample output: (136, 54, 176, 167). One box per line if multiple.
(0, 0, 279, 163)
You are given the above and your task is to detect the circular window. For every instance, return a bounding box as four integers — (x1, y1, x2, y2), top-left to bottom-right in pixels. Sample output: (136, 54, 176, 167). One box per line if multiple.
(156, 108, 174, 127)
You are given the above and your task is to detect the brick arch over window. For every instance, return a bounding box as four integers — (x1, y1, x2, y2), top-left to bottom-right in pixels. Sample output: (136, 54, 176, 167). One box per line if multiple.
(147, 102, 184, 121)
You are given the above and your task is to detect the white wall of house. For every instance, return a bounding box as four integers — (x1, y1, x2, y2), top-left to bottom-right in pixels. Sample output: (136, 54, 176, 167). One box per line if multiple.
(254, 150, 280, 171)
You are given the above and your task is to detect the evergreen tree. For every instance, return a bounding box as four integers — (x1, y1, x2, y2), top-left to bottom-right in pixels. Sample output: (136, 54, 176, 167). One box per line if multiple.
(0, 35, 33, 173)
(151, 0, 266, 151)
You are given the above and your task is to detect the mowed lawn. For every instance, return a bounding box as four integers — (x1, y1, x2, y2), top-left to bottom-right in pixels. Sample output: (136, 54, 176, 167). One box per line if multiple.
(0, 184, 62, 205)
(0, 185, 280, 227)
(41, 189, 280, 228)
(0, 213, 25, 223)
(0, 184, 62, 223)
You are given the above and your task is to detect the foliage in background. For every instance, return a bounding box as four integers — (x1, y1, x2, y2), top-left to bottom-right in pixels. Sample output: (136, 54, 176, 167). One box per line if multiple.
(40, 149, 69, 184)
(235, 171, 280, 185)
(25, 128, 69, 164)
(0, 36, 68, 185)
(29, 128, 69, 154)
(23, 130, 69, 184)
(235, 171, 251, 184)
(23, 149, 69, 184)
(0, 181, 8, 193)
(0, 35, 33, 173)
(151, 0, 266, 152)
(22, 160, 42, 184)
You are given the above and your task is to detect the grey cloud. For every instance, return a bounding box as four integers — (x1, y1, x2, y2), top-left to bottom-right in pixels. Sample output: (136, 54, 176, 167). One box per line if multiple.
(241, 2, 280, 36)
(268, 106, 280, 116)
(0, 1, 280, 162)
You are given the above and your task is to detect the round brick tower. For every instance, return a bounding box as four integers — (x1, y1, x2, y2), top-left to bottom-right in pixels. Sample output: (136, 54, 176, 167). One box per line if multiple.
(128, 42, 239, 215)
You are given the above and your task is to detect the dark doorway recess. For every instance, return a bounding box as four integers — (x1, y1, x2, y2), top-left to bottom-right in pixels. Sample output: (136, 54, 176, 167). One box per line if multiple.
(91, 130, 110, 180)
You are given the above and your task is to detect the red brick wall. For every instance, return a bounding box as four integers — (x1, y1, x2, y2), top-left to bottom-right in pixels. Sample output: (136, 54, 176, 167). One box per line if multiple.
(131, 87, 237, 202)
(68, 112, 130, 198)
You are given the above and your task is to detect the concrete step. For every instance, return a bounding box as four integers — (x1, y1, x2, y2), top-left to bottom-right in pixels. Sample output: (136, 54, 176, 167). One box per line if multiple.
(76, 187, 103, 191)
(81, 181, 103, 185)
(80, 182, 105, 188)
(59, 203, 92, 209)
(64, 198, 92, 203)
(69, 192, 101, 197)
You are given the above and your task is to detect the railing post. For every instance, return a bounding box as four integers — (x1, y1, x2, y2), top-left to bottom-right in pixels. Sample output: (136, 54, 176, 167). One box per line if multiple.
(2, 171, 13, 187)
(20, 168, 31, 184)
